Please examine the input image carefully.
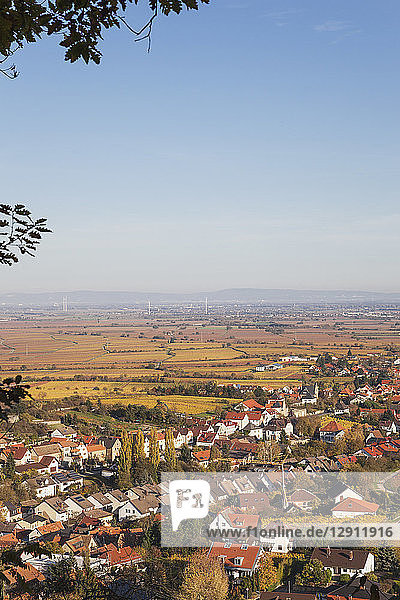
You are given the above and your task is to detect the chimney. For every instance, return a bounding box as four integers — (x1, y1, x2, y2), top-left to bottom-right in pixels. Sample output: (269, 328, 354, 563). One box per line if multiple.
(349, 550, 353, 560)
(327, 546, 331, 556)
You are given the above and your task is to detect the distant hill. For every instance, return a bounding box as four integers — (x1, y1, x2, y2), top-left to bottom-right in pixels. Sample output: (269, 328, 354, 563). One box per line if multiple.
(1, 288, 400, 307)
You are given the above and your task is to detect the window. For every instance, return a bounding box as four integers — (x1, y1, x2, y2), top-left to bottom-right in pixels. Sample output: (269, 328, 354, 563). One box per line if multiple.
(224, 542, 231, 548)
(241, 544, 248, 550)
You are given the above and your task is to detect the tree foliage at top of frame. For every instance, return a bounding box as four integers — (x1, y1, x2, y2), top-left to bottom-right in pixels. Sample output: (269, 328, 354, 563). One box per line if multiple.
(0, 0, 210, 77)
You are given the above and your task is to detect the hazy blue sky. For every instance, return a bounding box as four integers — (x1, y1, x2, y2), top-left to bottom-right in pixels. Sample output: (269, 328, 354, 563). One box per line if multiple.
(1, 0, 399, 293)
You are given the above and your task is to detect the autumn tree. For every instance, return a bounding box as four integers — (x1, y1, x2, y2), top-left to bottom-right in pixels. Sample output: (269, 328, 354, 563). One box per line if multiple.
(3, 451, 15, 479)
(164, 428, 177, 470)
(257, 553, 278, 591)
(149, 427, 160, 478)
(132, 429, 148, 483)
(177, 551, 228, 600)
(118, 431, 133, 489)
(257, 440, 280, 463)
(295, 559, 332, 587)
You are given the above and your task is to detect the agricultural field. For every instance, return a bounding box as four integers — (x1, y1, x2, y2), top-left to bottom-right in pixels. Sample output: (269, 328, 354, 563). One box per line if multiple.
(1, 307, 400, 415)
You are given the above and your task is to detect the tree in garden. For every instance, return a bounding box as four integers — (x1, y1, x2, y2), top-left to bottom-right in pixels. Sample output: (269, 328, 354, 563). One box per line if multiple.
(177, 551, 228, 600)
(0, 205, 51, 265)
(295, 559, 332, 587)
(257, 553, 278, 591)
(118, 430, 133, 489)
(0, 376, 33, 422)
(0, 0, 210, 79)
(164, 428, 177, 470)
(179, 443, 192, 464)
(257, 440, 280, 463)
(132, 429, 148, 483)
(3, 452, 15, 479)
(149, 428, 160, 478)
(42, 556, 108, 600)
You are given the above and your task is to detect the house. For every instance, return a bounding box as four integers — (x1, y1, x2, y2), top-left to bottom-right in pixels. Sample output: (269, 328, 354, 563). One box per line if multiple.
(86, 444, 107, 462)
(62, 534, 97, 556)
(84, 508, 113, 525)
(118, 493, 159, 521)
(50, 425, 77, 439)
(27, 520, 64, 542)
(224, 412, 249, 430)
(192, 449, 211, 467)
(235, 398, 264, 411)
(87, 492, 113, 512)
(311, 548, 374, 577)
(18, 514, 48, 531)
(65, 494, 95, 516)
(98, 437, 122, 462)
(331, 497, 379, 518)
(50, 437, 76, 461)
(172, 430, 186, 449)
(365, 430, 386, 445)
(264, 419, 293, 442)
(328, 482, 363, 505)
(24, 475, 58, 499)
(335, 455, 359, 470)
(0, 502, 22, 523)
(96, 543, 142, 569)
(208, 542, 262, 578)
(319, 421, 346, 443)
(197, 432, 218, 447)
(244, 424, 264, 440)
(52, 470, 84, 492)
(31, 444, 62, 461)
(209, 509, 260, 533)
(70, 441, 89, 464)
(300, 383, 319, 404)
(104, 490, 130, 513)
(2, 563, 45, 588)
(298, 456, 335, 472)
(327, 575, 395, 600)
(289, 489, 319, 510)
(20, 499, 40, 517)
(237, 492, 270, 512)
(0, 532, 19, 548)
(246, 412, 265, 427)
(36, 497, 71, 522)
(0, 445, 32, 466)
(39, 455, 59, 474)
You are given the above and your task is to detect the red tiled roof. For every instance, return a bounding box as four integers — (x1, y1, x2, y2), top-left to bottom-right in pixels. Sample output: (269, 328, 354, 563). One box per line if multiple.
(320, 421, 345, 433)
(332, 497, 379, 514)
(208, 542, 260, 571)
(86, 444, 106, 452)
(99, 544, 142, 566)
(192, 449, 211, 462)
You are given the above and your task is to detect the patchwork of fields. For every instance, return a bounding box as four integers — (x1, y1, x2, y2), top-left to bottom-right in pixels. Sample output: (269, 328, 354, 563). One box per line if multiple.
(1, 312, 398, 414)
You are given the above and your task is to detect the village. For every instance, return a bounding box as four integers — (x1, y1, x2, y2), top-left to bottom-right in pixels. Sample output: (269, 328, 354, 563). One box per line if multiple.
(1, 344, 400, 599)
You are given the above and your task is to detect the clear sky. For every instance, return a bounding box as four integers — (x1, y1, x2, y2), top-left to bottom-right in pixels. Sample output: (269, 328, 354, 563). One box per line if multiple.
(1, 0, 400, 293)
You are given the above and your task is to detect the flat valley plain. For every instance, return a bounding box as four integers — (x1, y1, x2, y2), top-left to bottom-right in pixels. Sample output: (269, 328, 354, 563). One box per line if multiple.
(1, 306, 400, 415)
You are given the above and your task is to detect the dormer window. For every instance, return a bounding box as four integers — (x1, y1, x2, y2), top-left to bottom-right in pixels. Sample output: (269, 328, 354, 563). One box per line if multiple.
(224, 542, 231, 548)
(241, 544, 248, 550)
(234, 557, 244, 566)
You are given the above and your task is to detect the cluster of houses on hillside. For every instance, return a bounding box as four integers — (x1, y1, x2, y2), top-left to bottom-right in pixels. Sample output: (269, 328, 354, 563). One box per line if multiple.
(3, 353, 400, 599)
